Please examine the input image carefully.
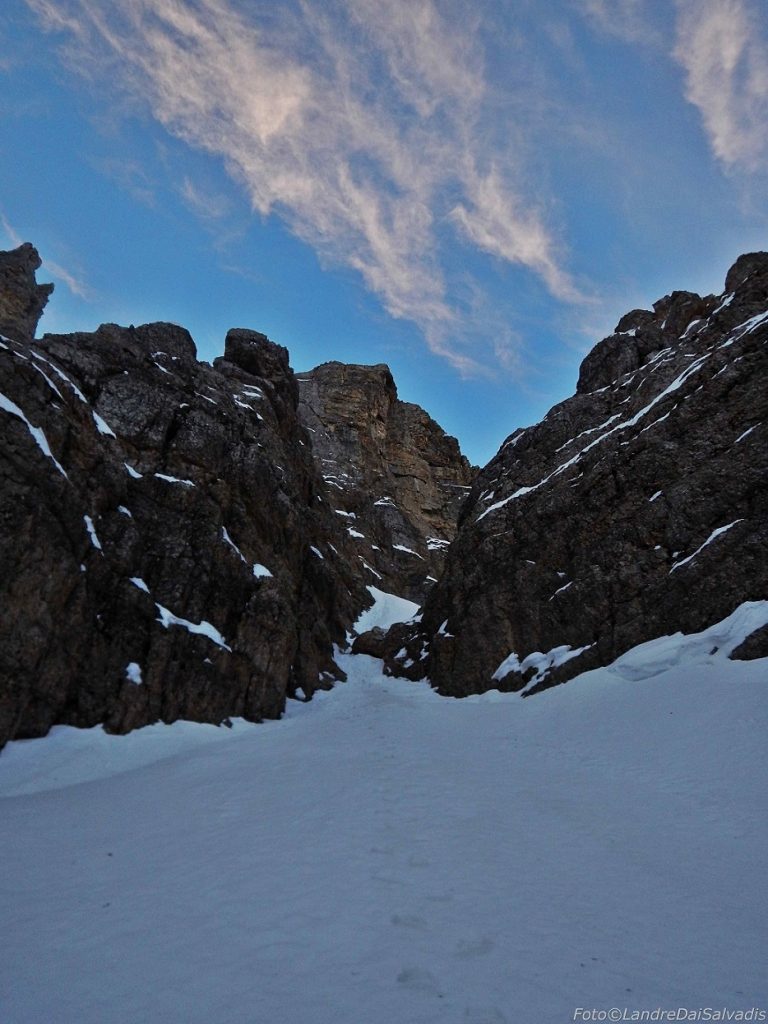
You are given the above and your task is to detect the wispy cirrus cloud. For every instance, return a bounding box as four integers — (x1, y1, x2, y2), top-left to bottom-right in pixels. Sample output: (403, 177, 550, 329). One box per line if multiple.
(451, 164, 582, 304)
(26, 0, 582, 373)
(576, 0, 661, 46)
(673, 0, 768, 172)
(95, 157, 157, 207)
(179, 178, 232, 222)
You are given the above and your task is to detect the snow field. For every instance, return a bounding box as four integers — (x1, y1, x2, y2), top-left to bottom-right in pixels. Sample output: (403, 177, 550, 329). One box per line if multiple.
(1, 638, 766, 1024)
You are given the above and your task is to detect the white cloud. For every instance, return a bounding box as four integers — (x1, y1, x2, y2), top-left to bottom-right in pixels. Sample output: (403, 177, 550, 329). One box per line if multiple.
(577, 0, 661, 45)
(27, 0, 581, 371)
(0, 212, 24, 248)
(180, 178, 231, 221)
(43, 258, 93, 300)
(451, 164, 583, 304)
(674, 0, 768, 171)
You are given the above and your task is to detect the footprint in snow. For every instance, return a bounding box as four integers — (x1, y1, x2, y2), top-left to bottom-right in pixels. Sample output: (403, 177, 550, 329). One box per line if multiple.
(407, 854, 431, 867)
(396, 967, 441, 995)
(390, 913, 428, 930)
(463, 1007, 508, 1024)
(455, 936, 495, 959)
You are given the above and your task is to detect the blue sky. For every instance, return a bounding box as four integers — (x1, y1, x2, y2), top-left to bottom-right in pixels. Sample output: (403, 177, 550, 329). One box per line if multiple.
(1, 0, 767, 465)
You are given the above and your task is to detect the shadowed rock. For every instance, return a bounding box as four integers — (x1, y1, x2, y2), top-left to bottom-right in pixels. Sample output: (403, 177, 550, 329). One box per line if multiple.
(0, 251, 370, 749)
(384, 253, 768, 695)
(0, 243, 53, 342)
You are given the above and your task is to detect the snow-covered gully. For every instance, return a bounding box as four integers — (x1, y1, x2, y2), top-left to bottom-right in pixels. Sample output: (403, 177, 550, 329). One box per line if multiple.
(1, 604, 766, 1024)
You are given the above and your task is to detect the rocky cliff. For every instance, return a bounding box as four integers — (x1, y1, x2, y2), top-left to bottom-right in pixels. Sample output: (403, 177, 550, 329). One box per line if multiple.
(0, 244, 372, 748)
(4, 240, 765, 744)
(385, 253, 768, 695)
(297, 361, 474, 602)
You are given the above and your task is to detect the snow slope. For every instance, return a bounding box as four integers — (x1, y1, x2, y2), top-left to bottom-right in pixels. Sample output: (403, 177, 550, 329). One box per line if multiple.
(354, 585, 420, 632)
(1, 636, 767, 1023)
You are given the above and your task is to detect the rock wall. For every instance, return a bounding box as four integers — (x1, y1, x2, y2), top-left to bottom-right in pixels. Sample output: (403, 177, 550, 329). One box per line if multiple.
(297, 361, 474, 602)
(0, 245, 369, 748)
(385, 253, 768, 695)
(0, 242, 53, 343)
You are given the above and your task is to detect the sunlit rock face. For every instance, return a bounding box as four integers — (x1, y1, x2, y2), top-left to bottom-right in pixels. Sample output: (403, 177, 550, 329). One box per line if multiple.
(385, 253, 768, 696)
(297, 361, 475, 603)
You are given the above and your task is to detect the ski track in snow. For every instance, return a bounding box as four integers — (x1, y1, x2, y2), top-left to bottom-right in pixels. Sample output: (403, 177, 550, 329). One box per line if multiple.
(1, 618, 767, 1023)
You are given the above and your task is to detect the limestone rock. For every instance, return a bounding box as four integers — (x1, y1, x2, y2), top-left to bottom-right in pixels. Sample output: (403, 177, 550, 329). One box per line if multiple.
(297, 361, 474, 602)
(0, 258, 368, 748)
(387, 253, 768, 696)
(0, 243, 53, 343)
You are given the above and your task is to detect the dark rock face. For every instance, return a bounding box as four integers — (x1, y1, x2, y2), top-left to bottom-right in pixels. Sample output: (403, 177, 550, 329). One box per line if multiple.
(297, 361, 474, 602)
(386, 253, 768, 695)
(0, 243, 54, 343)
(0, 250, 368, 749)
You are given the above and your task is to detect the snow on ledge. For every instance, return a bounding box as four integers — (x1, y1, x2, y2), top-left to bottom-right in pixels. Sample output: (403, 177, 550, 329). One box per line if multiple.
(155, 473, 195, 487)
(669, 519, 744, 573)
(485, 600, 768, 698)
(608, 600, 768, 681)
(125, 662, 143, 685)
(155, 603, 231, 651)
(0, 390, 68, 479)
(492, 643, 594, 689)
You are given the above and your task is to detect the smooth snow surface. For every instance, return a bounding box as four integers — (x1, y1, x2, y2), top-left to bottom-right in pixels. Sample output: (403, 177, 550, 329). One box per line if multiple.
(608, 600, 768, 678)
(1, 639, 766, 1024)
(354, 585, 420, 633)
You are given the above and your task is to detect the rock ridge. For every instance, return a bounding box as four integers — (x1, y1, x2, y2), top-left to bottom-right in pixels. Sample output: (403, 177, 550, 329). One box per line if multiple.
(0, 243, 475, 749)
(0, 247, 373, 748)
(383, 253, 768, 696)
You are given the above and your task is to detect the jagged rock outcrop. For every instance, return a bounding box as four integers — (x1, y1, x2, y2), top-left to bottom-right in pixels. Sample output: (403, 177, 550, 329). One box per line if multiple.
(297, 361, 474, 602)
(385, 253, 768, 695)
(0, 245, 369, 749)
(0, 243, 53, 343)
